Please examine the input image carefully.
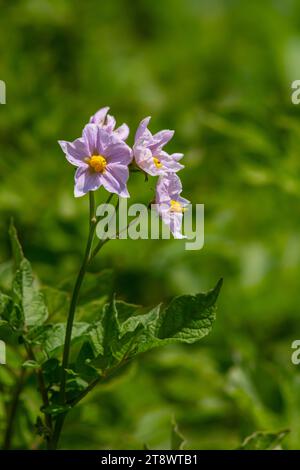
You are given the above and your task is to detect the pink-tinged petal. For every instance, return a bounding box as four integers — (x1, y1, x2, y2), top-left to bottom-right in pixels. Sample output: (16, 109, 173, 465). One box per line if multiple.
(178, 195, 190, 207)
(135, 116, 151, 143)
(150, 129, 174, 152)
(159, 152, 184, 173)
(74, 167, 101, 198)
(156, 173, 188, 204)
(165, 172, 183, 197)
(105, 141, 132, 165)
(157, 205, 185, 239)
(94, 128, 114, 154)
(89, 106, 110, 125)
(156, 177, 171, 205)
(104, 114, 116, 132)
(107, 163, 129, 185)
(169, 213, 186, 239)
(101, 169, 129, 198)
(114, 123, 129, 140)
(171, 152, 184, 161)
(133, 145, 163, 176)
(58, 139, 89, 167)
(82, 124, 99, 155)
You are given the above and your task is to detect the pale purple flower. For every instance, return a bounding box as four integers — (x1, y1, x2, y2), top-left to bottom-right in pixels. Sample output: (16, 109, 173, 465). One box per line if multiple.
(133, 117, 184, 176)
(59, 124, 132, 198)
(89, 106, 129, 141)
(155, 173, 190, 239)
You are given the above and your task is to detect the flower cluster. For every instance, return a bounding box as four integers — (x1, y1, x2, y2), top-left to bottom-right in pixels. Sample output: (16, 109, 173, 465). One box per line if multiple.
(59, 106, 189, 237)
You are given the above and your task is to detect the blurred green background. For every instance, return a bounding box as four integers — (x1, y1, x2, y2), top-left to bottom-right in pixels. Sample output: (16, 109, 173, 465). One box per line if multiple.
(1, 0, 300, 449)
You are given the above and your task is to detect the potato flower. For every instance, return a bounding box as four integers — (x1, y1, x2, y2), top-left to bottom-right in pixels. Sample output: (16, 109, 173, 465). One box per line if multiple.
(133, 117, 184, 176)
(155, 173, 190, 238)
(59, 124, 132, 198)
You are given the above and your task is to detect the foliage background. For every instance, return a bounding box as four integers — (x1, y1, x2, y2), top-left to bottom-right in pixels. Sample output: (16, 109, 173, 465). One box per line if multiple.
(1, 0, 300, 449)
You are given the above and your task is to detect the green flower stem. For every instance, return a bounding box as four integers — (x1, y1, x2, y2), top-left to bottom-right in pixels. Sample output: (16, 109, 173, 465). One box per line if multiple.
(25, 343, 53, 448)
(52, 191, 97, 449)
(51, 193, 145, 449)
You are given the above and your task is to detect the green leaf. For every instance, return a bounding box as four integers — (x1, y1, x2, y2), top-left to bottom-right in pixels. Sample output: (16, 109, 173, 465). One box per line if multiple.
(171, 419, 186, 450)
(42, 358, 61, 385)
(0, 291, 23, 330)
(156, 278, 223, 345)
(75, 342, 99, 382)
(88, 298, 120, 368)
(87, 280, 222, 369)
(31, 322, 90, 357)
(12, 259, 48, 327)
(76, 298, 108, 322)
(9, 219, 24, 266)
(8, 222, 48, 329)
(41, 286, 69, 322)
(238, 429, 289, 450)
(0, 292, 13, 316)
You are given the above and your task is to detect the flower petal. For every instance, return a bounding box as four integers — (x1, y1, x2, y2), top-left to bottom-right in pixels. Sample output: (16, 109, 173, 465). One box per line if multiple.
(170, 152, 184, 161)
(105, 140, 132, 165)
(108, 163, 129, 185)
(135, 116, 151, 143)
(169, 213, 186, 238)
(82, 124, 99, 155)
(150, 129, 174, 152)
(133, 145, 164, 176)
(114, 123, 129, 140)
(159, 151, 184, 173)
(58, 138, 89, 167)
(74, 167, 101, 197)
(89, 106, 110, 125)
(101, 168, 129, 198)
(104, 114, 116, 133)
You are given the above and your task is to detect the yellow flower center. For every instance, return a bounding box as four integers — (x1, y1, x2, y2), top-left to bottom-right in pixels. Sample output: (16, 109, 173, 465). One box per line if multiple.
(85, 155, 107, 173)
(170, 200, 184, 213)
(153, 157, 162, 168)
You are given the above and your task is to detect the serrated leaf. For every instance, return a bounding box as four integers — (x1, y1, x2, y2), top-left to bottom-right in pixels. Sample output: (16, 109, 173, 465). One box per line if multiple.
(88, 298, 120, 368)
(12, 258, 48, 327)
(238, 429, 289, 450)
(156, 278, 223, 344)
(8, 222, 48, 329)
(87, 280, 222, 370)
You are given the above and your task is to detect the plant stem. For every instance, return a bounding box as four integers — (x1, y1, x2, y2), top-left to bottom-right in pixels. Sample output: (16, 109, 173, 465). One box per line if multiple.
(51, 191, 134, 448)
(51, 191, 96, 449)
(2, 368, 26, 450)
(25, 343, 53, 449)
(67, 359, 130, 408)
